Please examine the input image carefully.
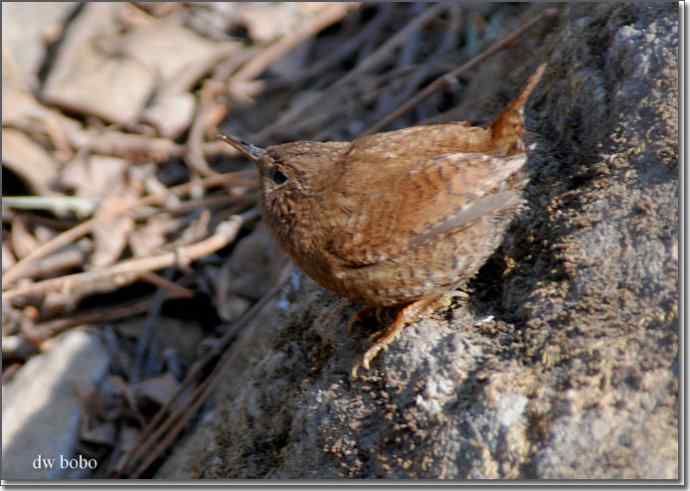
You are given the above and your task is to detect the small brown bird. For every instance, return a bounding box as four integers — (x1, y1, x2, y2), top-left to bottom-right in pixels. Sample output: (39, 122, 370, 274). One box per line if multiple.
(220, 64, 545, 376)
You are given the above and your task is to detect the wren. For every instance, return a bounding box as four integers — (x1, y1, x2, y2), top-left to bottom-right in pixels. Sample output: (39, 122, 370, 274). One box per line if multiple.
(220, 64, 545, 376)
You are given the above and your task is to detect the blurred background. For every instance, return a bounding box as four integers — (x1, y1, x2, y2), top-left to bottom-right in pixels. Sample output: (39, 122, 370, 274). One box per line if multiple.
(2, 2, 558, 479)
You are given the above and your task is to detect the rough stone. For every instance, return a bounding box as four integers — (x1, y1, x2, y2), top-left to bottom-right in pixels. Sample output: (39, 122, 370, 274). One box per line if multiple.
(2, 329, 110, 480)
(157, 3, 678, 480)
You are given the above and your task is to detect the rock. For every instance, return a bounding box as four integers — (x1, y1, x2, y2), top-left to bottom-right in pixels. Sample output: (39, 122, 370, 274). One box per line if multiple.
(116, 317, 204, 366)
(215, 223, 287, 321)
(157, 3, 678, 480)
(2, 329, 110, 480)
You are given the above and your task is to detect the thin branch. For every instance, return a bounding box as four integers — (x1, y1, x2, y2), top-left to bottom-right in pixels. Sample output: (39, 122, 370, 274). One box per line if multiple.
(263, 5, 394, 92)
(2, 170, 256, 288)
(3, 210, 258, 304)
(363, 8, 559, 135)
(34, 297, 160, 340)
(2, 196, 96, 218)
(256, 3, 447, 142)
(229, 3, 359, 84)
(116, 262, 292, 477)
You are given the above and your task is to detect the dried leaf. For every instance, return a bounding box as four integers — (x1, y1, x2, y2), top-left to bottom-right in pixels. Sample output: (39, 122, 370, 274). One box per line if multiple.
(121, 19, 237, 93)
(2, 241, 16, 273)
(141, 93, 196, 139)
(89, 216, 132, 269)
(128, 215, 180, 257)
(133, 372, 179, 407)
(61, 155, 128, 201)
(42, 4, 157, 125)
(1, 2, 78, 90)
(2, 128, 59, 195)
(10, 216, 39, 260)
(236, 3, 343, 44)
(80, 421, 117, 447)
(90, 189, 137, 269)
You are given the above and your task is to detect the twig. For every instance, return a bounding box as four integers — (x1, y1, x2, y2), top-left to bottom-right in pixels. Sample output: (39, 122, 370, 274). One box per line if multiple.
(263, 4, 394, 91)
(3, 210, 257, 304)
(229, 3, 359, 84)
(16, 242, 92, 281)
(32, 295, 176, 340)
(132, 269, 173, 384)
(3, 219, 96, 287)
(66, 127, 184, 163)
(117, 262, 292, 477)
(363, 8, 559, 135)
(256, 3, 447, 142)
(140, 272, 195, 299)
(185, 82, 227, 177)
(130, 362, 218, 478)
(1, 210, 78, 231)
(2, 196, 96, 218)
(2, 171, 256, 288)
(7, 117, 242, 162)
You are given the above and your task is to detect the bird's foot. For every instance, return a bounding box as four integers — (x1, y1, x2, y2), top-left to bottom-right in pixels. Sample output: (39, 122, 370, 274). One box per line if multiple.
(351, 296, 441, 378)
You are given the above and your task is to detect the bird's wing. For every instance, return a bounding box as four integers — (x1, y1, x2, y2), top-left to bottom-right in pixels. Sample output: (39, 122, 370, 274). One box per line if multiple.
(323, 151, 527, 267)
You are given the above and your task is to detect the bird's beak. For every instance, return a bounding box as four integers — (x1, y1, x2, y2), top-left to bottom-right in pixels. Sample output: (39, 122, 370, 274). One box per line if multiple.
(217, 133, 266, 161)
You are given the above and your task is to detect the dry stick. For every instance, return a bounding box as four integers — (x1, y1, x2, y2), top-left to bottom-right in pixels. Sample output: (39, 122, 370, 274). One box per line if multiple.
(363, 8, 559, 136)
(256, 3, 447, 143)
(118, 264, 292, 477)
(22, 120, 239, 163)
(391, 4, 463, 120)
(140, 272, 195, 299)
(230, 3, 359, 84)
(3, 219, 95, 287)
(2, 171, 255, 287)
(3, 210, 257, 303)
(268, 64, 439, 141)
(18, 243, 92, 282)
(263, 4, 394, 91)
(33, 294, 185, 340)
(185, 87, 227, 178)
(130, 362, 219, 478)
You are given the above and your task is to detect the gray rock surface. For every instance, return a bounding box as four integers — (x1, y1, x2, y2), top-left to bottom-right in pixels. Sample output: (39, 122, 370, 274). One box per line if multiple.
(2, 329, 110, 480)
(158, 3, 678, 480)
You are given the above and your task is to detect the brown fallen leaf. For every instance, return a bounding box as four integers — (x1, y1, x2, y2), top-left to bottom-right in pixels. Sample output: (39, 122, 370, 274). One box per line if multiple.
(128, 214, 181, 258)
(133, 372, 180, 408)
(2, 128, 59, 195)
(90, 187, 139, 269)
(60, 155, 128, 201)
(42, 4, 156, 126)
(2, 242, 17, 273)
(141, 93, 196, 139)
(10, 216, 39, 260)
(80, 420, 117, 448)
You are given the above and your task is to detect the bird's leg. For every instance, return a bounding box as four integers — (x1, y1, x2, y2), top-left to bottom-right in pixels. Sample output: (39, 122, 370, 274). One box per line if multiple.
(347, 306, 393, 336)
(347, 306, 377, 335)
(351, 296, 442, 378)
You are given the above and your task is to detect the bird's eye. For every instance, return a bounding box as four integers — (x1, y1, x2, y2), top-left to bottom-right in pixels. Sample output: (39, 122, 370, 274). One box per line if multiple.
(269, 168, 288, 185)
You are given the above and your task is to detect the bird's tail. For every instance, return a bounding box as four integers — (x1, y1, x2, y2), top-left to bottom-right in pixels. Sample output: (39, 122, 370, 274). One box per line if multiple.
(490, 63, 546, 155)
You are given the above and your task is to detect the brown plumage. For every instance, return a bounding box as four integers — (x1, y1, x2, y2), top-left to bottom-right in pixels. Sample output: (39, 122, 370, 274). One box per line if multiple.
(220, 64, 545, 376)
